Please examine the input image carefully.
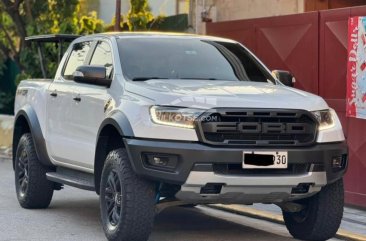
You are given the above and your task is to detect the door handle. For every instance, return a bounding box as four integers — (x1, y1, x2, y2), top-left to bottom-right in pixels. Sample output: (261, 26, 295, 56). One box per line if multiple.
(73, 97, 81, 102)
(50, 92, 57, 97)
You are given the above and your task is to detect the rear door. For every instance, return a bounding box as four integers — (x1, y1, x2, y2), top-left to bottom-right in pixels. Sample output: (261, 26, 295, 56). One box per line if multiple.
(46, 41, 93, 168)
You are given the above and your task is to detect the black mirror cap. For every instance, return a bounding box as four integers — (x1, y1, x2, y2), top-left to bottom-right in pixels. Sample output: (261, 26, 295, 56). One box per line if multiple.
(272, 70, 296, 87)
(73, 65, 112, 87)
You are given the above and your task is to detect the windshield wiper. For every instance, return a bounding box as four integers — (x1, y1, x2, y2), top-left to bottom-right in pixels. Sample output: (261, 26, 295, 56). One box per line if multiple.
(179, 77, 218, 80)
(132, 77, 168, 81)
(132, 77, 222, 81)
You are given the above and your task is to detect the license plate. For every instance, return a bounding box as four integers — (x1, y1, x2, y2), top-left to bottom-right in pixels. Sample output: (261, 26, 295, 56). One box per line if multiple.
(242, 151, 288, 169)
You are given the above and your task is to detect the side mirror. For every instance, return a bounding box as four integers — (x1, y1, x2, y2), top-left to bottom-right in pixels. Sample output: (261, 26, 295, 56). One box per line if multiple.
(271, 70, 296, 87)
(73, 65, 111, 87)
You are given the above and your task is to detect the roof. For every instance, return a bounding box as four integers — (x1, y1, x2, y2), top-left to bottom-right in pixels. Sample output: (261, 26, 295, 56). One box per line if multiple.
(98, 31, 198, 37)
(76, 31, 236, 43)
(25, 32, 236, 45)
(25, 34, 81, 43)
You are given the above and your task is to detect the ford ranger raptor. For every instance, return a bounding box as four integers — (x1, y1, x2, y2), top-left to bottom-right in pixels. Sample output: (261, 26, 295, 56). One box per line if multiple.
(13, 32, 348, 241)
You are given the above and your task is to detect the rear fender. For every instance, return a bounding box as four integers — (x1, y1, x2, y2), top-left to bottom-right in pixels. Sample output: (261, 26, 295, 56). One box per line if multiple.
(13, 106, 53, 168)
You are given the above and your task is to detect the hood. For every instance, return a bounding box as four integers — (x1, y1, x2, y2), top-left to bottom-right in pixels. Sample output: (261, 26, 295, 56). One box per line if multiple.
(125, 79, 328, 111)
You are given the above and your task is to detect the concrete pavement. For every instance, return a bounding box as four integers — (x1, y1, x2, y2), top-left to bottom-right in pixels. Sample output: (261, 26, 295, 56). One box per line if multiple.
(0, 150, 356, 241)
(0, 156, 315, 241)
(209, 204, 366, 241)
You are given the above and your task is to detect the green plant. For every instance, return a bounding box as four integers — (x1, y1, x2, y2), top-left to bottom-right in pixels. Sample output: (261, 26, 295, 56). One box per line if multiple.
(0, 0, 105, 79)
(0, 0, 106, 114)
(127, 0, 154, 31)
(0, 91, 15, 115)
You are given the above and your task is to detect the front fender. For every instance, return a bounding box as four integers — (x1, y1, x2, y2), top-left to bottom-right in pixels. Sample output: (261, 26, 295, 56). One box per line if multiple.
(97, 111, 134, 138)
(94, 111, 134, 194)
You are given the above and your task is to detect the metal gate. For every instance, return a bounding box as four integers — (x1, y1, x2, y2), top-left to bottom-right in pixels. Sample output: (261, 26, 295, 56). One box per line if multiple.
(207, 6, 366, 207)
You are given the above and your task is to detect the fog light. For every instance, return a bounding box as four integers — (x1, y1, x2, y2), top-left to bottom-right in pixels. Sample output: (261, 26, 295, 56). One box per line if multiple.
(331, 154, 347, 171)
(332, 156, 342, 169)
(142, 153, 179, 171)
(153, 157, 168, 166)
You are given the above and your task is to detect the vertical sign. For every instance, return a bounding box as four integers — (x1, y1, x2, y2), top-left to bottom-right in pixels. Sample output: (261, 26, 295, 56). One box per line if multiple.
(347, 17, 366, 119)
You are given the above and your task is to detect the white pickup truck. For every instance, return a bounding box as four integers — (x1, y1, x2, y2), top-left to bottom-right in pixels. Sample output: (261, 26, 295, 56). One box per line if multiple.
(13, 32, 348, 241)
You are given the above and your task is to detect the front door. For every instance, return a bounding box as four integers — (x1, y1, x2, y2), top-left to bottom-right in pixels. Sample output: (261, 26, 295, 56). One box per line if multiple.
(45, 40, 92, 168)
(67, 83, 110, 169)
(62, 40, 114, 169)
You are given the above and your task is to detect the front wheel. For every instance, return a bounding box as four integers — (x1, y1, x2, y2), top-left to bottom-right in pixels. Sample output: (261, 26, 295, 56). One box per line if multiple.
(100, 148, 156, 241)
(283, 178, 344, 241)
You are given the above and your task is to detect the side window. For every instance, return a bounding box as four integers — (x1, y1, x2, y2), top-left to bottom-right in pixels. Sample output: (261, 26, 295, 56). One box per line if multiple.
(63, 41, 91, 79)
(90, 41, 113, 79)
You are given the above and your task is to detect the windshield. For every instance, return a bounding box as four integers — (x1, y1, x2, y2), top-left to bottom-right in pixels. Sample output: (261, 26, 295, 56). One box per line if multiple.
(117, 37, 274, 83)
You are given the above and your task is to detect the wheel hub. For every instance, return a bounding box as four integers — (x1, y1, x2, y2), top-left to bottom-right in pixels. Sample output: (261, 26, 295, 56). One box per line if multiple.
(114, 193, 121, 205)
(17, 149, 29, 197)
(104, 170, 122, 228)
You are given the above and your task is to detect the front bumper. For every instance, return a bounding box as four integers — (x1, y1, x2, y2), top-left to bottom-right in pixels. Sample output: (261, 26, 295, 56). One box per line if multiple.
(124, 138, 348, 185)
(125, 139, 347, 203)
(176, 171, 327, 204)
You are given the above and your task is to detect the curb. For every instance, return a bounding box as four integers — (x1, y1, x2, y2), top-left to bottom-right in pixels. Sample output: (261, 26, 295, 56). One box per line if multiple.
(0, 146, 12, 160)
(0, 153, 11, 159)
(207, 204, 366, 241)
(0, 115, 13, 148)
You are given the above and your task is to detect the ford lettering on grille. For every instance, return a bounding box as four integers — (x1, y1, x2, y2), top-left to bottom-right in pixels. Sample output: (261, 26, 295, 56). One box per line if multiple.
(238, 122, 309, 134)
(196, 109, 317, 146)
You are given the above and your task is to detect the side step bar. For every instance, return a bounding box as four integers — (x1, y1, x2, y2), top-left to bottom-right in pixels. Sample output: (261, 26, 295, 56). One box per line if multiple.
(46, 167, 95, 191)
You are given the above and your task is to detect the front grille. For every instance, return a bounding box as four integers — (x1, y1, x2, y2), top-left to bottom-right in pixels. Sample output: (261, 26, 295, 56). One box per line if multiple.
(196, 109, 318, 147)
(213, 163, 310, 176)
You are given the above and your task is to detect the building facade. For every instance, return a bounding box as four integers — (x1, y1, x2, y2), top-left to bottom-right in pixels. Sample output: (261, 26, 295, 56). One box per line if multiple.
(192, 0, 366, 34)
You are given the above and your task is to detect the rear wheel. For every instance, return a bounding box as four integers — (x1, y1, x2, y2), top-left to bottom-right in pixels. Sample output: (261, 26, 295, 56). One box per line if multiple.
(15, 133, 54, 209)
(283, 178, 344, 241)
(100, 148, 156, 241)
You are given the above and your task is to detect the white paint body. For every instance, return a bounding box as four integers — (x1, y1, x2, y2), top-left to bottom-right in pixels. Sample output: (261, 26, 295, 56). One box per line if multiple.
(14, 33, 345, 172)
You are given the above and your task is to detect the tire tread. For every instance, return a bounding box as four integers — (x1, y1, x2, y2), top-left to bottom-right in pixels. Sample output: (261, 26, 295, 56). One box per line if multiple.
(15, 133, 54, 209)
(100, 148, 155, 241)
(283, 179, 344, 241)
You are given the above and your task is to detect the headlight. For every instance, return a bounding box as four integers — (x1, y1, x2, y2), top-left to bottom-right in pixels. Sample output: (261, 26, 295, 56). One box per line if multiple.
(311, 109, 335, 130)
(150, 106, 205, 129)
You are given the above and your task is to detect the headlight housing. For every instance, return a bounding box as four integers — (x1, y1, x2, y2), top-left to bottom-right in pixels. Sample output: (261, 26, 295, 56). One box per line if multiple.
(150, 106, 205, 129)
(311, 109, 335, 130)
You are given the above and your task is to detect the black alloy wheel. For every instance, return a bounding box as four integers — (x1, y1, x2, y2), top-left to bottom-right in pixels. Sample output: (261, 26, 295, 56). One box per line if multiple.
(17, 149, 29, 197)
(104, 170, 123, 229)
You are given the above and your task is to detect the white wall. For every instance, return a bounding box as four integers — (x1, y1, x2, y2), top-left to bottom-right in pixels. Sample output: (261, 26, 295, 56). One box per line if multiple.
(213, 0, 304, 22)
(193, 0, 305, 34)
(99, 0, 129, 23)
(150, 0, 176, 16)
(99, 0, 177, 24)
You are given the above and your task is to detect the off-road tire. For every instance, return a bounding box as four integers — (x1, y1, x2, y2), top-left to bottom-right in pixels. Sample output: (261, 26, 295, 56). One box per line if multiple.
(100, 148, 156, 241)
(283, 178, 344, 241)
(15, 133, 54, 209)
